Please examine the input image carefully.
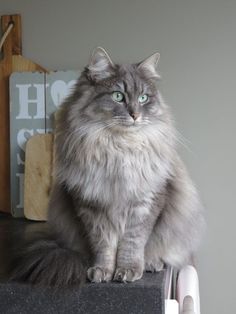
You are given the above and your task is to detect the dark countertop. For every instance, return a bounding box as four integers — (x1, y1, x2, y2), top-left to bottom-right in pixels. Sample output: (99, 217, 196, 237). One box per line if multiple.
(0, 213, 165, 314)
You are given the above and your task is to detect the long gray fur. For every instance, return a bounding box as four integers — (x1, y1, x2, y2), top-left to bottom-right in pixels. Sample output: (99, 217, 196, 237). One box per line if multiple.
(10, 47, 205, 286)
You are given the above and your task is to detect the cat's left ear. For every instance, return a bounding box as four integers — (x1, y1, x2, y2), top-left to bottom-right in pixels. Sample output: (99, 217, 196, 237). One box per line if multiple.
(138, 52, 160, 79)
(87, 47, 115, 81)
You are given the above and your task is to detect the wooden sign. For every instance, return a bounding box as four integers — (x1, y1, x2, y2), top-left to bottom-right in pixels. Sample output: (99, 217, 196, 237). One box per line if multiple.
(10, 70, 80, 217)
(0, 14, 46, 214)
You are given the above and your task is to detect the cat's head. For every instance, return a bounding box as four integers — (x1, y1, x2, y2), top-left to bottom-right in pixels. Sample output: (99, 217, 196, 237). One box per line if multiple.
(57, 48, 176, 161)
(73, 47, 168, 133)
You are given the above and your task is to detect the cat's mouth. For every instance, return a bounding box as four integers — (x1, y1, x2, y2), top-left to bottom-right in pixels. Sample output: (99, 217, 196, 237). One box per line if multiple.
(105, 117, 146, 132)
(113, 120, 143, 130)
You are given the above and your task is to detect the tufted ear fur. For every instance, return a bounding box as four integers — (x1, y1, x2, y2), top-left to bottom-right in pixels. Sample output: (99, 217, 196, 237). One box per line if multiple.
(87, 47, 115, 81)
(138, 52, 160, 79)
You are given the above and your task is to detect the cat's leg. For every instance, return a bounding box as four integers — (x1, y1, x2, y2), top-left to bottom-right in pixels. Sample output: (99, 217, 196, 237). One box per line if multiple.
(147, 156, 205, 268)
(144, 194, 166, 272)
(144, 233, 164, 272)
(83, 211, 118, 283)
(87, 243, 117, 283)
(114, 212, 155, 282)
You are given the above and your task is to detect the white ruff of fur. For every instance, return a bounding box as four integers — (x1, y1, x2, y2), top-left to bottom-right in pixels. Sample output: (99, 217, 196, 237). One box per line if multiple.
(57, 97, 176, 208)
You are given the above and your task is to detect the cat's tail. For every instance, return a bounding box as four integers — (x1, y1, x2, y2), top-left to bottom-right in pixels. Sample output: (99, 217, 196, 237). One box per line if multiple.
(8, 228, 87, 288)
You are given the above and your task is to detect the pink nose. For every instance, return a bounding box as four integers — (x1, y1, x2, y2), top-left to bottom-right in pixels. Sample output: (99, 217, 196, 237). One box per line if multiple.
(130, 112, 140, 120)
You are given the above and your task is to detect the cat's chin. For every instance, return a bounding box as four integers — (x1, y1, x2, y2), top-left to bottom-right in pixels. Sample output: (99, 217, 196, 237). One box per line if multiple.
(112, 123, 143, 132)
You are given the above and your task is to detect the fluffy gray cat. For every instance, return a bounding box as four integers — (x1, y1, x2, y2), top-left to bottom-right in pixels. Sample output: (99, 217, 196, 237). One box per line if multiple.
(10, 47, 204, 286)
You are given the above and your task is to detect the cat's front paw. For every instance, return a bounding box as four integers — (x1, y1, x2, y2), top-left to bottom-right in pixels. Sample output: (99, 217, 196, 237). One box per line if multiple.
(87, 266, 113, 283)
(113, 267, 143, 283)
(145, 260, 164, 272)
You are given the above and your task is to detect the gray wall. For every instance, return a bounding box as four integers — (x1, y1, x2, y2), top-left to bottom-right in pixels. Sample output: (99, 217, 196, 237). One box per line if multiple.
(1, 1, 236, 313)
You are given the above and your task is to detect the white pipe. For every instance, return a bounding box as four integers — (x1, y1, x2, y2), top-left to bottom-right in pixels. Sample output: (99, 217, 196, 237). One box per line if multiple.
(176, 265, 200, 314)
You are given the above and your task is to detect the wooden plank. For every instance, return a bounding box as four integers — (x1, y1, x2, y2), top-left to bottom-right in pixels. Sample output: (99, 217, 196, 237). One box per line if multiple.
(24, 134, 53, 221)
(10, 72, 46, 217)
(0, 14, 46, 214)
(45, 70, 80, 132)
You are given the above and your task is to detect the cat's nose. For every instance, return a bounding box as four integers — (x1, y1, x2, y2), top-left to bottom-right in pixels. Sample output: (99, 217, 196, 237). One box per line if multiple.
(130, 112, 140, 121)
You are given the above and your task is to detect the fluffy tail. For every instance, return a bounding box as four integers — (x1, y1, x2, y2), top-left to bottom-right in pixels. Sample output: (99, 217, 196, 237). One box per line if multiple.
(9, 229, 86, 288)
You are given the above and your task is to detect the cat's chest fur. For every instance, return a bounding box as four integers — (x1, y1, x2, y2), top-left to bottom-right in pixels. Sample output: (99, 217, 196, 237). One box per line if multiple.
(64, 131, 170, 207)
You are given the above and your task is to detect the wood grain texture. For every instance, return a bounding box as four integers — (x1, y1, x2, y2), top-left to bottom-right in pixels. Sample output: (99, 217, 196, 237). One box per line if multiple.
(0, 14, 46, 213)
(24, 134, 54, 221)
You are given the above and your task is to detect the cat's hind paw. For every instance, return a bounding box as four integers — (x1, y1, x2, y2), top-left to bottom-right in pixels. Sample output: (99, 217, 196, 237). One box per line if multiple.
(145, 260, 164, 272)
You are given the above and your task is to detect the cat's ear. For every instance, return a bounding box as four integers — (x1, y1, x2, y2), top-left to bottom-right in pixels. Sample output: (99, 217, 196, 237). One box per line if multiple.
(87, 47, 115, 81)
(138, 52, 160, 79)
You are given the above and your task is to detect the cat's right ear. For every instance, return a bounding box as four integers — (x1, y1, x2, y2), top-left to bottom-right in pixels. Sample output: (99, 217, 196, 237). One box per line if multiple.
(138, 52, 160, 79)
(87, 47, 115, 81)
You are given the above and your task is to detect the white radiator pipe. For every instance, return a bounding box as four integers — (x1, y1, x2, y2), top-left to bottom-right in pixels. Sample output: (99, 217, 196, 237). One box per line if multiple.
(176, 265, 200, 314)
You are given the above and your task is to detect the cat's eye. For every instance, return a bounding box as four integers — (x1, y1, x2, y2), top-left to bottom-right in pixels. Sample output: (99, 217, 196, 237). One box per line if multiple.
(138, 94, 149, 104)
(112, 91, 124, 103)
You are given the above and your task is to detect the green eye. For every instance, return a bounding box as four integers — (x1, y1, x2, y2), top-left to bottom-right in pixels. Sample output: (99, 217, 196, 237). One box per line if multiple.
(138, 94, 148, 104)
(112, 91, 124, 103)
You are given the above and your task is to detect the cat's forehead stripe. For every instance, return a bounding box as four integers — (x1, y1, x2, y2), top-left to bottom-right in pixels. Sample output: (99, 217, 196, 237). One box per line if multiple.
(117, 66, 144, 94)
(115, 81, 125, 91)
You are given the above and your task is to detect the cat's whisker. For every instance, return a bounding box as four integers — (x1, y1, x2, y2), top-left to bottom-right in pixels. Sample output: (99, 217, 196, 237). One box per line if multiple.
(174, 129, 194, 154)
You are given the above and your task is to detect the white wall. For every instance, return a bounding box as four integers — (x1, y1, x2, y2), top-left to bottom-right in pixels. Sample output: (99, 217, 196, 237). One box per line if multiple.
(1, 1, 236, 313)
